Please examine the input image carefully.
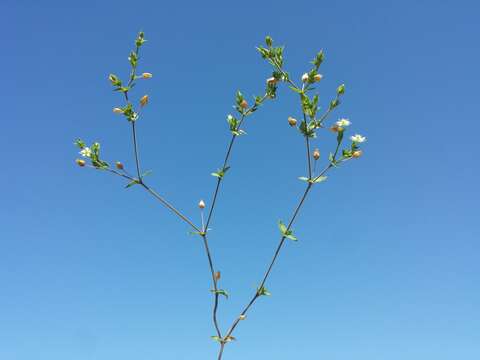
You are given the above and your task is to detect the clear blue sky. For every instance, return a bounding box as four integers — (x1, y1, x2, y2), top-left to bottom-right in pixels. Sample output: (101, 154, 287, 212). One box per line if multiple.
(3, 1, 479, 359)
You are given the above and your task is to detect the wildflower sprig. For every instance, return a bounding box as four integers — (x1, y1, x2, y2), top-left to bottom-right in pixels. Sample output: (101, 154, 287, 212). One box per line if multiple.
(72, 32, 367, 360)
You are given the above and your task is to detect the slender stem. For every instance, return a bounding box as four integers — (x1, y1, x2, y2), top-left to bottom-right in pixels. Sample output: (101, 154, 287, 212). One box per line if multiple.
(131, 121, 142, 180)
(205, 133, 237, 230)
(202, 98, 268, 352)
(305, 135, 312, 178)
(218, 343, 225, 360)
(201, 234, 222, 338)
(140, 183, 202, 233)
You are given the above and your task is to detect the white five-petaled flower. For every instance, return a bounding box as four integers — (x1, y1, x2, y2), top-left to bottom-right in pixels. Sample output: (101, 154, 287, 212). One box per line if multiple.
(350, 134, 366, 143)
(80, 147, 92, 158)
(336, 118, 351, 127)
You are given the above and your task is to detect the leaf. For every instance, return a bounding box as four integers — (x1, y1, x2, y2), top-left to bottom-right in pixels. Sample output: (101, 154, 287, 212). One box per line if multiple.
(298, 176, 310, 182)
(289, 86, 303, 94)
(278, 221, 288, 234)
(257, 286, 271, 296)
(285, 234, 298, 241)
(141, 170, 152, 177)
(313, 176, 327, 183)
(74, 139, 86, 149)
(211, 336, 222, 343)
(224, 336, 236, 342)
(211, 166, 230, 179)
(125, 179, 140, 188)
(210, 289, 229, 299)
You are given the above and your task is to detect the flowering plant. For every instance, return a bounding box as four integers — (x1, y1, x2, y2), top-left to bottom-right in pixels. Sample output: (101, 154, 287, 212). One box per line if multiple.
(73, 32, 367, 359)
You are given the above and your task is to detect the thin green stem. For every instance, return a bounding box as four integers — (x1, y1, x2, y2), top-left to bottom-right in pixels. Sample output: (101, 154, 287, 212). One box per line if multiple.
(131, 121, 142, 180)
(140, 183, 202, 233)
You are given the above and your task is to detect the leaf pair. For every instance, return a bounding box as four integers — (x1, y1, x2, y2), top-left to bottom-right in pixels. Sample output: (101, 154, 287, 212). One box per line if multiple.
(211, 166, 230, 179)
(278, 221, 297, 241)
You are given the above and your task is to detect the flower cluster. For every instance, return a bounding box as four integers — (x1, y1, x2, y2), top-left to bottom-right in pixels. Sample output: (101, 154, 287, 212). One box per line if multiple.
(74, 139, 109, 169)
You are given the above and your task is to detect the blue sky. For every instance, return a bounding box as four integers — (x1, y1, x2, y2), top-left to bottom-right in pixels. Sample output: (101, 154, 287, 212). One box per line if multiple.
(2, 0, 479, 359)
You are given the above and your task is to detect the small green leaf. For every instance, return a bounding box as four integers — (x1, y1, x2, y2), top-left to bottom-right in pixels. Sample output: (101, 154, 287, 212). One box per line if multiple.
(285, 234, 297, 241)
(224, 336, 236, 342)
(257, 286, 271, 296)
(125, 179, 140, 188)
(210, 289, 229, 299)
(74, 139, 86, 149)
(211, 336, 222, 343)
(141, 170, 152, 177)
(313, 176, 327, 183)
(278, 220, 288, 234)
(298, 176, 310, 182)
(289, 86, 303, 94)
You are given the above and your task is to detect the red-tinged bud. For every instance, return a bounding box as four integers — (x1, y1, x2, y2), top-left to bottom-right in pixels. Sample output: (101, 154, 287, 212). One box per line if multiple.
(76, 159, 86, 167)
(352, 150, 363, 158)
(140, 94, 149, 107)
(115, 161, 124, 170)
(198, 200, 206, 209)
(288, 117, 297, 127)
(313, 148, 320, 160)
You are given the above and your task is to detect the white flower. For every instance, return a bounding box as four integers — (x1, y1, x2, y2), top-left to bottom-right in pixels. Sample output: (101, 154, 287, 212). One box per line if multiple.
(301, 73, 309, 82)
(79, 147, 92, 158)
(350, 134, 366, 143)
(336, 118, 351, 127)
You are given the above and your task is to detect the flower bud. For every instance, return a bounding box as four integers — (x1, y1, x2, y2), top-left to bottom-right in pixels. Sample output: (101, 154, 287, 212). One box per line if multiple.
(108, 74, 120, 86)
(330, 125, 340, 132)
(113, 107, 123, 114)
(313, 148, 320, 160)
(337, 84, 345, 95)
(142, 72, 153, 79)
(115, 161, 124, 170)
(352, 150, 363, 158)
(266, 77, 277, 85)
(198, 199, 206, 209)
(288, 117, 297, 127)
(240, 99, 248, 109)
(140, 94, 149, 107)
(76, 159, 86, 167)
(239, 314, 246, 320)
(301, 73, 309, 82)
(215, 271, 221, 281)
(313, 74, 323, 82)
